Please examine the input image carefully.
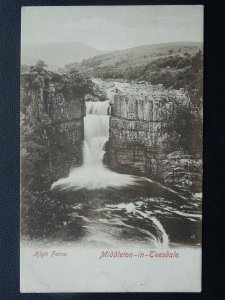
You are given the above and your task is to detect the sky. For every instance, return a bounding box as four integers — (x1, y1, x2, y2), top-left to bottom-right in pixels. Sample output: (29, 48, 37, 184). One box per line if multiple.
(21, 6, 203, 51)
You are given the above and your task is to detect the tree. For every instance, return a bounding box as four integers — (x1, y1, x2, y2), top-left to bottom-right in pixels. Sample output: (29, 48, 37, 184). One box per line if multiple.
(30, 60, 48, 74)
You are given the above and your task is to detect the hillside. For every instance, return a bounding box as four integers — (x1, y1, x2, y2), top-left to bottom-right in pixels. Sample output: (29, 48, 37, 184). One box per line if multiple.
(79, 42, 202, 71)
(77, 42, 203, 104)
(21, 42, 102, 71)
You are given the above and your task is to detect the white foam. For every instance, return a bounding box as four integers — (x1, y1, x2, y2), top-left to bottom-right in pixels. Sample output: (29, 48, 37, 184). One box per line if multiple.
(52, 165, 137, 191)
(52, 101, 136, 191)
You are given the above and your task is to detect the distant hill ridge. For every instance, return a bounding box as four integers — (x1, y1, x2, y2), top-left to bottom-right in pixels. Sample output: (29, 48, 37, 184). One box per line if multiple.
(80, 42, 203, 69)
(21, 41, 202, 72)
(21, 42, 103, 71)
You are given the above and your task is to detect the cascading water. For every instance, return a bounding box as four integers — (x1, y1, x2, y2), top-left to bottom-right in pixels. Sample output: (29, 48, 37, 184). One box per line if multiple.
(52, 100, 136, 191)
(83, 101, 110, 166)
(51, 100, 201, 248)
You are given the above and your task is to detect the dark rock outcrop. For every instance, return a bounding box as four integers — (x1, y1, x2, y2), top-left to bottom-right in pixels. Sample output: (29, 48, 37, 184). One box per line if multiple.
(20, 69, 89, 191)
(108, 88, 202, 194)
(20, 67, 94, 238)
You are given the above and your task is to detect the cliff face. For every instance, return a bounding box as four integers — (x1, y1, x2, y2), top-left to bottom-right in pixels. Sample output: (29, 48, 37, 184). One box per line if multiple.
(108, 87, 202, 194)
(21, 71, 86, 192)
(20, 68, 94, 238)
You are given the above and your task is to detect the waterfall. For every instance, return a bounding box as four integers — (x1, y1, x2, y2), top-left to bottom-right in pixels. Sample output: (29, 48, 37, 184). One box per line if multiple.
(51, 100, 172, 248)
(83, 101, 110, 166)
(52, 100, 136, 191)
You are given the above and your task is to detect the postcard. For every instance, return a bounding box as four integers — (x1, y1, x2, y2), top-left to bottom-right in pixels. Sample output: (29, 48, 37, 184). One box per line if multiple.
(20, 5, 203, 292)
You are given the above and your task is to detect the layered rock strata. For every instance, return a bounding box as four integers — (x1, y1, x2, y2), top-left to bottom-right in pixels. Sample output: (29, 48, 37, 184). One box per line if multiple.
(21, 72, 85, 191)
(108, 89, 202, 194)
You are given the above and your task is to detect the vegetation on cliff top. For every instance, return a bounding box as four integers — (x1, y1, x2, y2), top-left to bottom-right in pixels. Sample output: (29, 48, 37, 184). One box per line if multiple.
(57, 43, 203, 110)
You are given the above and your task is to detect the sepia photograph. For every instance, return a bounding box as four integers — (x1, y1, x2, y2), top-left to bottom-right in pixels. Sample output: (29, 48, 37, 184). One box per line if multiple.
(20, 5, 203, 292)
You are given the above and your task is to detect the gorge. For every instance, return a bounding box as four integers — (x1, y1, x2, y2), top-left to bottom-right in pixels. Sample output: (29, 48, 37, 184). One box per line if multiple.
(21, 63, 202, 247)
